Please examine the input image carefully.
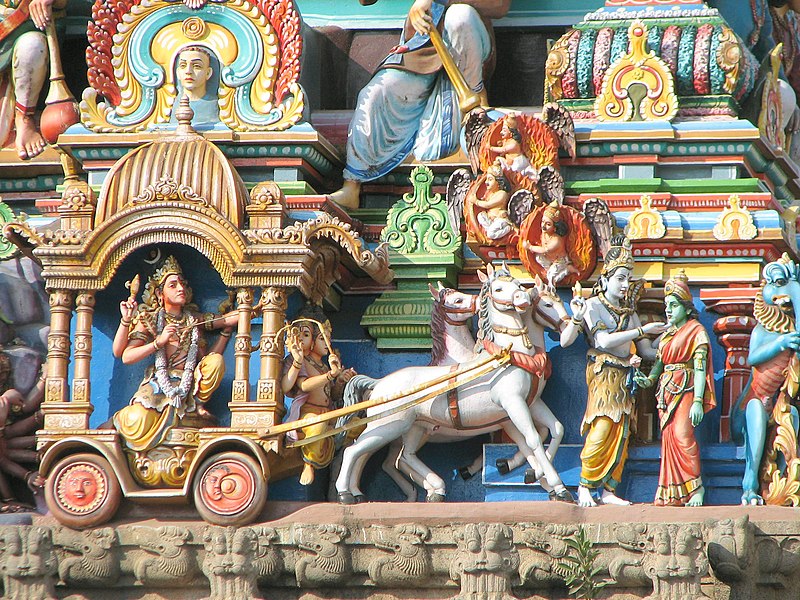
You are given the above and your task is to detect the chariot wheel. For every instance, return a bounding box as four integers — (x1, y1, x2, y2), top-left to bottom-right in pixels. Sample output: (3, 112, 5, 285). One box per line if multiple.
(44, 453, 122, 529)
(193, 451, 267, 526)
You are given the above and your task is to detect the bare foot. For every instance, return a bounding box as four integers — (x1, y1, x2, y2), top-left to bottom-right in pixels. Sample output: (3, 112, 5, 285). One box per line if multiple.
(577, 485, 597, 507)
(600, 489, 631, 506)
(14, 113, 46, 160)
(299, 463, 315, 485)
(329, 179, 361, 210)
(686, 487, 704, 507)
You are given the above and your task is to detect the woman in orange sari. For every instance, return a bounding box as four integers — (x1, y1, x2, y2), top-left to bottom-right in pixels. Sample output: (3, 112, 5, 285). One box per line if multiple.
(635, 270, 716, 506)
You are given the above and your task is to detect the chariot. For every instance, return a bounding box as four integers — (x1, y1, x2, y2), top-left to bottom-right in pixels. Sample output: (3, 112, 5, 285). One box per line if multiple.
(3, 114, 404, 529)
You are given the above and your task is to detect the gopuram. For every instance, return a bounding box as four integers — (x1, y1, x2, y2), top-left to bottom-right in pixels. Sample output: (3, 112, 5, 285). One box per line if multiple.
(4, 0, 800, 597)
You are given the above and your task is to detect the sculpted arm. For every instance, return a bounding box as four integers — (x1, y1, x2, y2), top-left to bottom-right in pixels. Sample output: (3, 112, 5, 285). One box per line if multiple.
(748, 325, 800, 366)
(689, 345, 709, 426)
(474, 190, 508, 210)
(632, 314, 661, 361)
(121, 323, 178, 365)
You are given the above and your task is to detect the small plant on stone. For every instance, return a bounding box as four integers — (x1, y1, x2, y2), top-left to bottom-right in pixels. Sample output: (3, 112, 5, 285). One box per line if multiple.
(558, 525, 608, 599)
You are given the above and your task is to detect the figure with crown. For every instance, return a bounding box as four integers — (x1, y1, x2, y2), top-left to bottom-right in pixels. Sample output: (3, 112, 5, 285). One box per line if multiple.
(561, 235, 666, 507)
(110, 256, 245, 453)
(634, 271, 716, 507)
(281, 304, 356, 486)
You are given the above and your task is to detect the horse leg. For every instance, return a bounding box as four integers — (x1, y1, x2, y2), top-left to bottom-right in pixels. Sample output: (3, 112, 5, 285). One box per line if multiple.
(382, 438, 418, 502)
(459, 454, 483, 480)
(495, 422, 536, 475)
(529, 401, 563, 461)
(399, 426, 447, 501)
(336, 419, 410, 504)
(503, 398, 572, 502)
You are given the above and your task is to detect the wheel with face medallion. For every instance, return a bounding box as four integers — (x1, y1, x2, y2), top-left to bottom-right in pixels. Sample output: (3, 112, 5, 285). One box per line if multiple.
(193, 451, 267, 526)
(45, 453, 122, 529)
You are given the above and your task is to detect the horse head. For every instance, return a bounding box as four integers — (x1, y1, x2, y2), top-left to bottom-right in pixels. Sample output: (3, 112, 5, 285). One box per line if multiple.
(529, 274, 568, 330)
(429, 282, 477, 324)
(477, 263, 530, 315)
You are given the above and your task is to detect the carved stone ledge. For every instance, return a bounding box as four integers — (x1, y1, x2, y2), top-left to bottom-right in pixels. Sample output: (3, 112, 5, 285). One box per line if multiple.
(3, 506, 800, 599)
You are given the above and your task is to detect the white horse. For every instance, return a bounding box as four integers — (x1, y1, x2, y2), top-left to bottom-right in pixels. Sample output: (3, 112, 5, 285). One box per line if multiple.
(336, 264, 575, 504)
(381, 281, 571, 501)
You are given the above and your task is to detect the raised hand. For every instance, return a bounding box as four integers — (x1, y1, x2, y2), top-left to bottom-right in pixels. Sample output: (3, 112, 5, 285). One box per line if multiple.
(328, 353, 344, 378)
(286, 329, 304, 363)
(408, 0, 434, 35)
(120, 298, 137, 323)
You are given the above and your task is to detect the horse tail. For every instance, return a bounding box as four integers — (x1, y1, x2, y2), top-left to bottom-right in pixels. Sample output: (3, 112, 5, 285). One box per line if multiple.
(335, 375, 378, 447)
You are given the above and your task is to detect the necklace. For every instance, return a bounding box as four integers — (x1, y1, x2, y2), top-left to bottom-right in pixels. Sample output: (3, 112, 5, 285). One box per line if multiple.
(598, 292, 634, 330)
(304, 355, 328, 373)
(154, 309, 199, 406)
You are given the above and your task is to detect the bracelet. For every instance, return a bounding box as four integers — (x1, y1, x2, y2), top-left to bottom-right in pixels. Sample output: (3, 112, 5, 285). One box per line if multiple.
(571, 317, 583, 326)
(219, 331, 232, 338)
(636, 326, 644, 338)
(292, 360, 302, 369)
(692, 397, 703, 404)
(152, 339, 160, 352)
(326, 372, 335, 382)
(120, 319, 131, 327)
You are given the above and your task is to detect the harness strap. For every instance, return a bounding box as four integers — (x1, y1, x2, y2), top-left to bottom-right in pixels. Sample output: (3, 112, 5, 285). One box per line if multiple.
(447, 365, 462, 428)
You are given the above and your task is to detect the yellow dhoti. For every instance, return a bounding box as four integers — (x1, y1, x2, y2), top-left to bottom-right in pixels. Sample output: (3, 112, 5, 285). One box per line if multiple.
(297, 403, 335, 469)
(580, 350, 633, 491)
(114, 353, 225, 451)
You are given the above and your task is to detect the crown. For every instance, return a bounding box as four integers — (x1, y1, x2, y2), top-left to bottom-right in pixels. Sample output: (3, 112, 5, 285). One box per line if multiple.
(544, 200, 561, 220)
(664, 269, 691, 303)
(601, 238, 634, 275)
(151, 255, 183, 288)
(487, 159, 504, 179)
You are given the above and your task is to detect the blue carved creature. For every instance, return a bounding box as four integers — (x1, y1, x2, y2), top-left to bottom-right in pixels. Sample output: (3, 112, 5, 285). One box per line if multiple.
(731, 254, 800, 505)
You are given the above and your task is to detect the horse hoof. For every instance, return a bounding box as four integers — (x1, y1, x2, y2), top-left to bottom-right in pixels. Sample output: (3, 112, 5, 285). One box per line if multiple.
(496, 458, 510, 475)
(427, 492, 446, 503)
(523, 468, 541, 484)
(338, 492, 357, 505)
(354, 494, 365, 504)
(459, 466, 474, 480)
(549, 489, 576, 504)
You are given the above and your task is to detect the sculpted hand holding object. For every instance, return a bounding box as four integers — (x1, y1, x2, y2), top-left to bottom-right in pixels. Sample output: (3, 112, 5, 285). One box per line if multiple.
(634, 270, 716, 506)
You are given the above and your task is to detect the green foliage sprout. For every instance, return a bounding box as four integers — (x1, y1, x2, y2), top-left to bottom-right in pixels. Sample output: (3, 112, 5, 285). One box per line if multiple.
(557, 525, 608, 599)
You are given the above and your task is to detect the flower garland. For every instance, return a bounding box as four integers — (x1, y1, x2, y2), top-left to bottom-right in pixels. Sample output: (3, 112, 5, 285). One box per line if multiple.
(154, 310, 199, 406)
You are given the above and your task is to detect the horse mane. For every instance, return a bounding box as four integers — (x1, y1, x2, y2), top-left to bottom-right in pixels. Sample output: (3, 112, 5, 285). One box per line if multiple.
(475, 266, 512, 352)
(429, 288, 450, 366)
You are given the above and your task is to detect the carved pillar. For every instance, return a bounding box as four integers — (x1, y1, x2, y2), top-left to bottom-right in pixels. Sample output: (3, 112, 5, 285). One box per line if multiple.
(72, 292, 95, 409)
(231, 287, 253, 404)
(700, 288, 757, 442)
(43, 289, 77, 429)
(230, 287, 286, 431)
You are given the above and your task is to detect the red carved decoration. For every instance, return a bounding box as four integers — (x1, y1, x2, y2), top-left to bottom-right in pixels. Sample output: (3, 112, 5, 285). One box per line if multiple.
(86, 0, 139, 106)
(259, 0, 303, 105)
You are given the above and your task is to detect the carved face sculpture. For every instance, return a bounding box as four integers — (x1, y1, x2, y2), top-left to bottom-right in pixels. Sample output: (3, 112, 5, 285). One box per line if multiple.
(664, 294, 688, 327)
(65, 468, 100, 508)
(176, 48, 213, 100)
(541, 215, 554, 234)
(157, 274, 189, 311)
(485, 172, 499, 193)
(603, 267, 632, 303)
(299, 324, 328, 359)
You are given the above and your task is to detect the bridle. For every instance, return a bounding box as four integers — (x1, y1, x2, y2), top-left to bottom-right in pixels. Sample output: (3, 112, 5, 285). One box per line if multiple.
(442, 293, 477, 326)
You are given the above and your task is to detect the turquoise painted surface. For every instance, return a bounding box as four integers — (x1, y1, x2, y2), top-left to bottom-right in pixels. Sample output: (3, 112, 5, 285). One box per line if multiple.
(295, 0, 604, 28)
